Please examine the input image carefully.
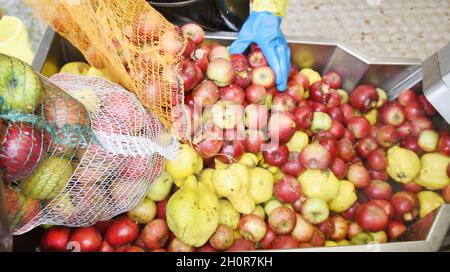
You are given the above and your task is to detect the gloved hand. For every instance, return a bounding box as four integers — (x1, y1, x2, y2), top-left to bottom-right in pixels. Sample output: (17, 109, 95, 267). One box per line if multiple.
(229, 11, 291, 91)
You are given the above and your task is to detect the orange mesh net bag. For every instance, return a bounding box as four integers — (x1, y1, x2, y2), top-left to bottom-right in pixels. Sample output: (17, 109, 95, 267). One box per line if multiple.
(27, 0, 187, 131)
(1, 53, 177, 234)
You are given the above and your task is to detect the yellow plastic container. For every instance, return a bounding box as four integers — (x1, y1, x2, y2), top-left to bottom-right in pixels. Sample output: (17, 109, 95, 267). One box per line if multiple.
(0, 16, 34, 64)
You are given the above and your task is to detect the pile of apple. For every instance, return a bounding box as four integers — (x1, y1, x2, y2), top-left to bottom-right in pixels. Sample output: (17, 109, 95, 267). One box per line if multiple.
(39, 22, 450, 252)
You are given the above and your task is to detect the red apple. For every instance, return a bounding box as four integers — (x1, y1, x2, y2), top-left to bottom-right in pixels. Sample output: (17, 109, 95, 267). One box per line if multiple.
(252, 66, 276, 89)
(326, 91, 342, 108)
(156, 199, 168, 220)
(318, 137, 337, 159)
(347, 163, 370, 189)
(418, 95, 436, 117)
(262, 143, 289, 166)
(182, 38, 195, 58)
(245, 129, 267, 153)
(438, 133, 450, 156)
(181, 23, 205, 45)
(294, 106, 313, 130)
(410, 116, 433, 136)
(301, 198, 329, 225)
(387, 221, 406, 240)
(291, 73, 310, 90)
(268, 111, 297, 143)
(208, 45, 230, 61)
(141, 219, 169, 250)
(160, 30, 184, 55)
(192, 80, 220, 107)
(397, 121, 414, 139)
(350, 85, 379, 112)
(260, 224, 277, 249)
(280, 152, 305, 178)
(330, 215, 349, 242)
(309, 227, 326, 247)
(105, 215, 139, 248)
(356, 202, 389, 232)
(247, 48, 268, 68)
(217, 140, 245, 164)
(391, 191, 419, 222)
(268, 206, 297, 235)
(168, 237, 195, 252)
(330, 158, 347, 179)
(274, 175, 302, 203)
(286, 81, 304, 102)
(376, 125, 399, 148)
(343, 129, 356, 144)
(322, 71, 342, 89)
(196, 244, 217, 252)
(442, 184, 450, 203)
(403, 101, 424, 120)
(291, 213, 315, 243)
(342, 202, 361, 221)
(207, 58, 235, 87)
(133, 12, 162, 42)
(245, 84, 267, 104)
(231, 53, 249, 65)
(337, 138, 356, 163)
(178, 59, 199, 91)
(328, 107, 345, 124)
(380, 101, 405, 126)
(401, 137, 421, 153)
(368, 169, 389, 182)
(402, 182, 423, 193)
(194, 129, 224, 159)
(365, 180, 393, 200)
(309, 101, 328, 113)
(315, 217, 335, 240)
(193, 47, 209, 73)
(68, 227, 102, 252)
(347, 116, 371, 139)
(328, 120, 345, 139)
(40, 227, 71, 252)
(310, 81, 332, 104)
(370, 199, 395, 220)
(347, 222, 363, 240)
(269, 235, 300, 249)
(272, 93, 296, 113)
(239, 215, 267, 242)
(398, 89, 417, 106)
(356, 137, 378, 158)
(300, 143, 332, 170)
(226, 238, 256, 251)
(209, 224, 235, 250)
(232, 59, 252, 88)
(220, 84, 245, 105)
(367, 149, 388, 171)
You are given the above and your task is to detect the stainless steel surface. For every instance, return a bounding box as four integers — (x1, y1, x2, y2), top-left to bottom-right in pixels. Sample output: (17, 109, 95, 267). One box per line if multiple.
(26, 27, 450, 252)
(423, 43, 450, 124)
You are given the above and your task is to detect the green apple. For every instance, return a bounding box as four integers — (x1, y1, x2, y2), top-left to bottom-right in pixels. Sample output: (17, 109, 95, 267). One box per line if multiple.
(127, 197, 156, 224)
(264, 199, 282, 216)
(0, 53, 41, 113)
(311, 112, 332, 133)
(22, 157, 73, 200)
(286, 131, 309, 152)
(211, 100, 243, 129)
(146, 171, 174, 201)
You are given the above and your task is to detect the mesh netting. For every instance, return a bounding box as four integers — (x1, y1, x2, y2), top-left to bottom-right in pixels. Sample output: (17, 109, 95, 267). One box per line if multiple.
(1, 60, 178, 234)
(27, 0, 186, 131)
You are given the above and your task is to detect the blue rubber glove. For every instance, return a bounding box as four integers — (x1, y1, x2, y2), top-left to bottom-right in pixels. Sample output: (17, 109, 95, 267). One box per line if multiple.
(229, 11, 291, 92)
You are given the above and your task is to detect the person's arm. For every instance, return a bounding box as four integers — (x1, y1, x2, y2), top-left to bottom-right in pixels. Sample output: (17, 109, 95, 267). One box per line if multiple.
(230, 0, 290, 91)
